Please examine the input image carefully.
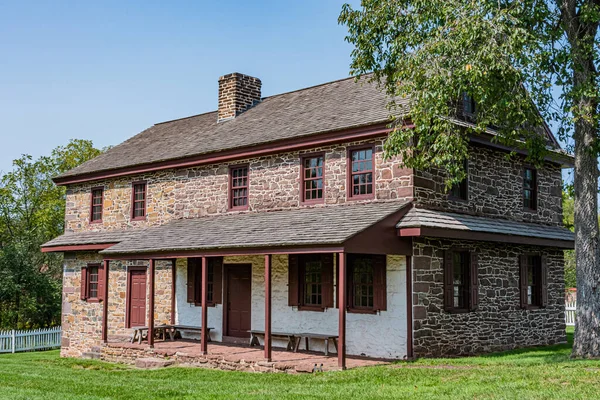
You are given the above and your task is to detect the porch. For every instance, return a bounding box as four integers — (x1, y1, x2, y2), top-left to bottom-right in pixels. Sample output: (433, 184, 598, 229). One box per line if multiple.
(103, 338, 387, 372)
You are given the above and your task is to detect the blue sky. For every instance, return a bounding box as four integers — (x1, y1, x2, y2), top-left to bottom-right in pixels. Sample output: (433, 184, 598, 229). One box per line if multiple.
(0, 1, 360, 173)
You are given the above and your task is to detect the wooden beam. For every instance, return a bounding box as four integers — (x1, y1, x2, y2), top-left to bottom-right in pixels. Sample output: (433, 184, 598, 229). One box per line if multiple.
(338, 252, 347, 369)
(102, 245, 345, 261)
(397, 226, 574, 249)
(406, 255, 414, 360)
(148, 259, 155, 348)
(101, 260, 110, 343)
(41, 243, 117, 253)
(171, 258, 176, 325)
(201, 256, 208, 355)
(264, 254, 272, 362)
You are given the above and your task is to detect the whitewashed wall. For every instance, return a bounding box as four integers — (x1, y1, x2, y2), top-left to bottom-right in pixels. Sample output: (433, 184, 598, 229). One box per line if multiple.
(175, 254, 408, 359)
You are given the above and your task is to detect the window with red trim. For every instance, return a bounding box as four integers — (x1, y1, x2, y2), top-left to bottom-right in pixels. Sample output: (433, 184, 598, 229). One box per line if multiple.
(349, 147, 374, 198)
(132, 183, 146, 219)
(301, 155, 324, 203)
(346, 254, 387, 313)
(230, 166, 248, 209)
(88, 266, 99, 299)
(90, 188, 103, 222)
(81, 263, 104, 302)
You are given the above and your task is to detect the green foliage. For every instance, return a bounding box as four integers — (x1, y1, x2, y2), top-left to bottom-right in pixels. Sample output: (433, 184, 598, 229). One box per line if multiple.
(3, 329, 600, 400)
(339, 0, 599, 185)
(0, 140, 102, 329)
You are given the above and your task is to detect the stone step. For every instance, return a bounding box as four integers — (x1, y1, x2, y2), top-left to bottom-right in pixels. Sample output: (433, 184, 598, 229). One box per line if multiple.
(221, 336, 249, 345)
(81, 352, 102, 360)
(135, 357, 175, 369)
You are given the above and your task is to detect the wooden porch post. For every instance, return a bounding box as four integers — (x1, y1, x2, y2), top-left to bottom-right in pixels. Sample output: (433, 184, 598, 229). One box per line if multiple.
(171, 258, 176, 325)
(148, 259, 155, 348)
(264, 254, 272, 361)
(201, 256, 208, 355)
(101, 259, 110, 343)
(338, 252, 347, 369)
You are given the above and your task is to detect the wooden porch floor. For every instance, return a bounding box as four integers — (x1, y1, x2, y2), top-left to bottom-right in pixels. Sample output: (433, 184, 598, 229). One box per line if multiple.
(104, 338, 388, 373)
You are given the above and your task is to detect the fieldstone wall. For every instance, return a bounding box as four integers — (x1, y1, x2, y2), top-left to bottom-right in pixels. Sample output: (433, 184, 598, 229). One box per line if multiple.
(414, 144, 563, 226)
(411, 237, 566, 357)
(60, 252, 173, 358)
(64, 137, 412, 233)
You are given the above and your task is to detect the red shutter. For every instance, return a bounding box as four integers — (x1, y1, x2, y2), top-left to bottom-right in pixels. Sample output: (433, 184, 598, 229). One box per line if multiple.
(519, 255, 528, 309)
(80, 266, 88, 301)
(288, 255, 299, 306)
(194, 259, 202, 305)
(373, 255, 387, 311)
(97, 264, 105, 302)
(187, 258, 196, 303)
(321, 254, 334, 308)
(212, 257, 223, 304)
(469, 253, 479, 311)
(443, 251, 454, 311)
(540, 255, 548, 308)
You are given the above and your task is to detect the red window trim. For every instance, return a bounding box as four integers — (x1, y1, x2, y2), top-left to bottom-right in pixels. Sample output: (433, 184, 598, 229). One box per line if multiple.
(520, 253, 544, 309)
(86, 263, 101, 303)
(300, 152, 326, 205)
(228, 164, 249, 211)
(130, 181, 147, 221)
(347, 144, 376, 201)
(90, 186, 104, 223)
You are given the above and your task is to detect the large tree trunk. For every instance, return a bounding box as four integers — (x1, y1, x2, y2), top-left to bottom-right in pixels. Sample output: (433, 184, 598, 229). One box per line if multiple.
(571, 53, 600, 358)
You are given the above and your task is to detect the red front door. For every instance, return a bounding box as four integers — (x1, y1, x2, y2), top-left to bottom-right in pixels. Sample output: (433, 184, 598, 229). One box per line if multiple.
(226, 264, 252, 337)
(128, 268, 147, 327)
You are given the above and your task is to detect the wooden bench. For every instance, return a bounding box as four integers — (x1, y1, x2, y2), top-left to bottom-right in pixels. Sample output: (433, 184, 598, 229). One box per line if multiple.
(130, 325, 175, 344)
(248, 330, 297, 351)
(172, 325, 213, 342)
(294, 333, 338, 356)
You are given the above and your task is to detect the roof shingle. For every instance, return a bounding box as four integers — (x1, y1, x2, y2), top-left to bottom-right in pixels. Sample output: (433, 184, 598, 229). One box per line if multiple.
(57, 76, 397, 180)
(396, 208, 574, 243)
(100, 201, 411, 255)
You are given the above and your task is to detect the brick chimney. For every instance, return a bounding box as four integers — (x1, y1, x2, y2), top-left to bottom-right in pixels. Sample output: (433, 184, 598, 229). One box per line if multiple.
(217, 73, 262, 122)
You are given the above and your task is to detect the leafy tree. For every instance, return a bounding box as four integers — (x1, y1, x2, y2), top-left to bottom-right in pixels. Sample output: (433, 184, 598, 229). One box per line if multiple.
(0, 140, 102, 329)
(340, 1, 599, 357)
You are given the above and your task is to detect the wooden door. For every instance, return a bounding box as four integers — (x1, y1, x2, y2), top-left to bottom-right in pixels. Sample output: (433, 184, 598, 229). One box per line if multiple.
(128, 268, 147, 328)
(226, 264, 252, 337)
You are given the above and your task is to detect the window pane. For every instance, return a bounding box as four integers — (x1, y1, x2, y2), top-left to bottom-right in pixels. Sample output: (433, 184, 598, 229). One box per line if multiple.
(352, 257, 374, 309)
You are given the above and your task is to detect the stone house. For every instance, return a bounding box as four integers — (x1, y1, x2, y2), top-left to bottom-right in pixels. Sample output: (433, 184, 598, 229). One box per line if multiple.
(43, 73, 574, 368)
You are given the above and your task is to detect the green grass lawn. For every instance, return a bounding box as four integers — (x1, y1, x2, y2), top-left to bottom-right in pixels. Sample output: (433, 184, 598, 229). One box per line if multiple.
(1, 328, 599, 400)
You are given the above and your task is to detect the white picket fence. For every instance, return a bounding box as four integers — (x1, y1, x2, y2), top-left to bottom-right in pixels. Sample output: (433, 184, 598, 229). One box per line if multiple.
(565, 301, 576, 326)
(0, 327, 61, 354)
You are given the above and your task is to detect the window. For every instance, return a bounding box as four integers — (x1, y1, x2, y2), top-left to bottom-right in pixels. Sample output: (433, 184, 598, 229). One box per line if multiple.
(523, 167, 537, 210)
(519, 255, 547, 308)
(346, 254, 387, 313)
(229, 165, 249, 210)
(301, 154, 324, 203)
(90, 188, 104, 222)
(131, 182, 147, 220)
(288, 254, 333, 310)
(463, 92, 476, 115)
(348, 146, 375, 199)
(449, 161, 468, 201)
(187, 257, 223, 306)
(444, 250, 478, 312)
(80, 263, 104, 302)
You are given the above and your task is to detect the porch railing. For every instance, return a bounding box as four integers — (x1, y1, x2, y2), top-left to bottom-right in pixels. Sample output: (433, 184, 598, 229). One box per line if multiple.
(0, 327, 61, 354)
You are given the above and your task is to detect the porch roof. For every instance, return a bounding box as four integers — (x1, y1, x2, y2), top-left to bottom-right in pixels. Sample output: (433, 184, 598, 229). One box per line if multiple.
(97, 200, 411, 256)
(396, 207, 574, 248)
(41, 229, 145, 252)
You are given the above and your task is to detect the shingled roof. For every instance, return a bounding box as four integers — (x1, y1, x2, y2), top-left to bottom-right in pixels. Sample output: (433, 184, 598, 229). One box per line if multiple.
(99, 201, 411, 255)
(397, 208, 574, 247)
(41, 229, 144, 249)
(57, 76, 397, 181)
